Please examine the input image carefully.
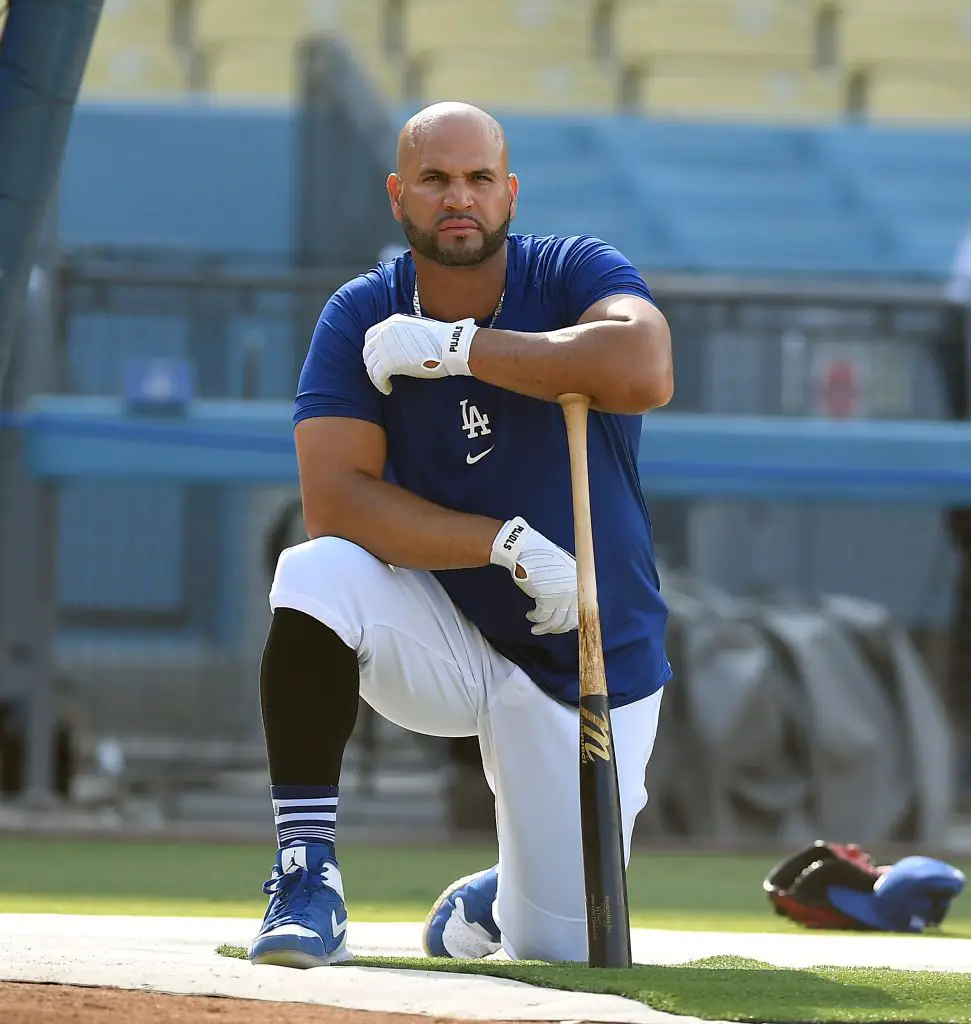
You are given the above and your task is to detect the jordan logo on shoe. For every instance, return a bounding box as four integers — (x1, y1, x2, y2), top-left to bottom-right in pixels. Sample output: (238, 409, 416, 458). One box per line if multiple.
(282, 846, 308, 872)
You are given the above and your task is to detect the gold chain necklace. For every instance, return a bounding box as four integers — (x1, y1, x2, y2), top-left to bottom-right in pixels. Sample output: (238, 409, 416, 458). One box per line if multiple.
(412, 279, 505, 328)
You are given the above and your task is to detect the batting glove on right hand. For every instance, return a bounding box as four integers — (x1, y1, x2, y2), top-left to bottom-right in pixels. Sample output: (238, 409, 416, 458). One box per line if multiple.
(490, 517, 578, 635)
(362, 313, 477, 395)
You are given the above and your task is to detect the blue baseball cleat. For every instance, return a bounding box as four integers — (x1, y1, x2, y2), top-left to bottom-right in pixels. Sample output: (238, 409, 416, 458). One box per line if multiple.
(249, 843, 350, 968)
(423, 864, 502, 958)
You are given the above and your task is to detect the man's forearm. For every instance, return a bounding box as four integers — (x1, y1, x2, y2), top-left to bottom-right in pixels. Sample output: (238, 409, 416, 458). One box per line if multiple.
(466, 319, 671, 414)
(303, 472, 503, 571)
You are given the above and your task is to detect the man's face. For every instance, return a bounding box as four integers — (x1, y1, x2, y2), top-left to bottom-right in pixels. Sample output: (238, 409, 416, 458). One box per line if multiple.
(390, 119, 518, 267)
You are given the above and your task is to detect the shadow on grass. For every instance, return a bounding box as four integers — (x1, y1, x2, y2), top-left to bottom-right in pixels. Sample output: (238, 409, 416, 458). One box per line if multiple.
(220, 946, 942, 1022)
(633, 957, 906, 1021)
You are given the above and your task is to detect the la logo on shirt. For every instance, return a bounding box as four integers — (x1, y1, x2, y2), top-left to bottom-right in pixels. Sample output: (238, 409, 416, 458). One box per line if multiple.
(461, 399, 492, 439)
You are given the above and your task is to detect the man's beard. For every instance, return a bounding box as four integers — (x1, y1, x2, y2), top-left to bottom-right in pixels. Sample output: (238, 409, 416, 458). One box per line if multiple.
(401, 209, 511, 267)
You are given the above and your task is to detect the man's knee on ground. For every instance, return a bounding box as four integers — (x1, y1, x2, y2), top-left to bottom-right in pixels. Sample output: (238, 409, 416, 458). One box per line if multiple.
(498, 888, 588, 964)
(501, 920, 588, 964)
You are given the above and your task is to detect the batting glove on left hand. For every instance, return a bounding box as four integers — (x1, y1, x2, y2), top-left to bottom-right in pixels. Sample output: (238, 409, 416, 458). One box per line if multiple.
(491, 516, 578, 636)
(363, 313, 478, 396)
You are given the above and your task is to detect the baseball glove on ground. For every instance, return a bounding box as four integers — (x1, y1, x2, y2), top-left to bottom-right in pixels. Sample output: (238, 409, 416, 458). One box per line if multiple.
(764, 839, 965, 933)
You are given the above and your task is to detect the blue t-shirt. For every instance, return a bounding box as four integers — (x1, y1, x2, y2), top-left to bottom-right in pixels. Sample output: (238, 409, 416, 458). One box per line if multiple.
(295, 233, 671, 708)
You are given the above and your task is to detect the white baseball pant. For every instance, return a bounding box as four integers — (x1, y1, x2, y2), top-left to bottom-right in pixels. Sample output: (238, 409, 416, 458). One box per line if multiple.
(269, 535, 663, 962)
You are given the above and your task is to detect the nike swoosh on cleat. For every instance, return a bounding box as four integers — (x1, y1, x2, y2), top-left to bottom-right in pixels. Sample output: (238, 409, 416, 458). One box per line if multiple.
(466, 446, 494, 465)
(332, 911, 348, 940)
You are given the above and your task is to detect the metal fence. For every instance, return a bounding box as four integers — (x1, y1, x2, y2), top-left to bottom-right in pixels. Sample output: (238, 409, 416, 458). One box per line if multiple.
(1, 250, 966, 834)
(654, 273, 960, 631)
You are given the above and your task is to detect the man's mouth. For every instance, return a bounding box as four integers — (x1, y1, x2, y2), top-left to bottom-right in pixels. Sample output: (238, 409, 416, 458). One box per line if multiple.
(439, 220, 480, 234)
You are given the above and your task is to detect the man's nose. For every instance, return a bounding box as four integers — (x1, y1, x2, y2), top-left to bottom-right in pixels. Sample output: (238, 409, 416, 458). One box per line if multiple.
(443, 179, 474, 209)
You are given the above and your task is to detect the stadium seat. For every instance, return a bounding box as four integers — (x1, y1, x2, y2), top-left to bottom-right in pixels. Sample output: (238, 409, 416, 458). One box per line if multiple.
(205, 39, 403, 103)
(95, 0, 172, 40)
(81, 0, 186, 97)
(838, 1, 971, 66)
(636, 59, 843, 121)
(821, 123, 971, 176)
(671, 208, 893, 274)
(841, 161, 969, 274)
(500, 114, 611, 165)
(413, 55, 617, 113)
(855, 171, 971, 223)
(204, 41, 298, 101)
(805, 123, 971, 273)
(861, 70, 971, 125)
(82, 42, 187, 97)
(206, 41, 403, 102)
(194, 0, 400, 101)
(193, 0, 386, 53)
(637, 164, 848, 217)
(403, 0, 597, 57)
(891, 216, 969, 276)
(54, 95, 971, 279)
(603, 116, 813, 169)
(612, 0, 815, 63)
(519, 207, 685, 269)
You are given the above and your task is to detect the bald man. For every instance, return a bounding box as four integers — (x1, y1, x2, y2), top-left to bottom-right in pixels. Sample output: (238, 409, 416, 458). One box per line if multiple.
(248, 102, 674, 967)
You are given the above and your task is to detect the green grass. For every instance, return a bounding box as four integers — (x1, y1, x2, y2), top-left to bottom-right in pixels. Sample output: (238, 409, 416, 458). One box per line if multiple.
(4, 837, 970, 1023)
(217, 945, 971, 1023)
(1, 838, 969, 937)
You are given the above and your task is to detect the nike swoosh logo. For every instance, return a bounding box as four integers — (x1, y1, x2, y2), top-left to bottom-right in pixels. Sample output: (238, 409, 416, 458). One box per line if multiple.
(466, 446, 494, 465)
(332, 911, 348, 939)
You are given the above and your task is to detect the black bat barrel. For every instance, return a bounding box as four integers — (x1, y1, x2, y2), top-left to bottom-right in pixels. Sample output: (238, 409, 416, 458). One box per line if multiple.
(579, 691, 632, 968)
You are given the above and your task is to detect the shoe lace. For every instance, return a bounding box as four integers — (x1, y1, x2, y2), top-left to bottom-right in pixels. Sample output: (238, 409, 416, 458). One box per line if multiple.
(262, 865, 326, 924)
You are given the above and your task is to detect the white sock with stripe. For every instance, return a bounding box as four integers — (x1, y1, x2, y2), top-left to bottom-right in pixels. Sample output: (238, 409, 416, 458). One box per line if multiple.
(270, 784, 337, 852)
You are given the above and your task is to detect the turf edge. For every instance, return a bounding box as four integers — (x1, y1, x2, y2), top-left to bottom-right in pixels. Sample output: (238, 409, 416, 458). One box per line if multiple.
(216, 945, 971, 1024)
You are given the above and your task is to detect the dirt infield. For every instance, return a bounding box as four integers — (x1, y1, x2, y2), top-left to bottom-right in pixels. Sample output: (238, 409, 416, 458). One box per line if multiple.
(0, 981, 550, 1024)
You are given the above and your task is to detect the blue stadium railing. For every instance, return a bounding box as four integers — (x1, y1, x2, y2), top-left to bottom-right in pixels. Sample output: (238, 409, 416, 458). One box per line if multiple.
(18, 394, 971, 504)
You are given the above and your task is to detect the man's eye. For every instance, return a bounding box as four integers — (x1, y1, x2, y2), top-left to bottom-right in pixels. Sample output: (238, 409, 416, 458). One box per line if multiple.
(473, 174, 492, 182)
(424, 173, 444, 182)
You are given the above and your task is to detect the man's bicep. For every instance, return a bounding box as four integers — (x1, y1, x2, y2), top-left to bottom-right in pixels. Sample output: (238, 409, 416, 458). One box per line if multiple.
(295, 416, 386, 481)
(578, 294, 674, 413)
(296, 282, 386, 427)
(560, 236, 656, 324)
(577, 293, 667, 329)
(294, 416, 387, 535)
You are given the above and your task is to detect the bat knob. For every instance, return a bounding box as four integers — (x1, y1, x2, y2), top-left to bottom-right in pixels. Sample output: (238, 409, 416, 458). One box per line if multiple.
(557, 393, 591, 411)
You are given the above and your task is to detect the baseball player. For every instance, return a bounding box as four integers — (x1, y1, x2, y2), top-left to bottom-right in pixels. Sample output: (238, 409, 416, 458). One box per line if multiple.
(249, 101, 674, 967)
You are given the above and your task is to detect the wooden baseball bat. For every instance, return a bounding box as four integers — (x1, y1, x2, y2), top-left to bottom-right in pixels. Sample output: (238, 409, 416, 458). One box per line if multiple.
(558, 392, 632, 969)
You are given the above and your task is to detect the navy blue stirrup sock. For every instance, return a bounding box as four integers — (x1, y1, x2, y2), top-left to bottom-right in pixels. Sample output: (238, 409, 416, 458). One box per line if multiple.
(259, 608, 360, 850)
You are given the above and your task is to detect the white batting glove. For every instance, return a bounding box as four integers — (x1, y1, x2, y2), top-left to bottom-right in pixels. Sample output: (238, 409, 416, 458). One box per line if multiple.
(363, 313, 478, 396)
(491, 517, 578, 636)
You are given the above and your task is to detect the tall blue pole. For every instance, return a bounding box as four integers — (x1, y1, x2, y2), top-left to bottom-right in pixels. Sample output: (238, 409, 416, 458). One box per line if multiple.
(0, 0, 104, 389)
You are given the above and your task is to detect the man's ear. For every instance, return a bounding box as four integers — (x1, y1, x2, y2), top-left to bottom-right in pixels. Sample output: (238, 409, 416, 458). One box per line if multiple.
(508, 172, 519, 220)
(387, 173, 404, 222)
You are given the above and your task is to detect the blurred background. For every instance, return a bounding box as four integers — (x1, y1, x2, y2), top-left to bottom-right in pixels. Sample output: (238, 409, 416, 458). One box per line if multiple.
(1, 0, 971, 856)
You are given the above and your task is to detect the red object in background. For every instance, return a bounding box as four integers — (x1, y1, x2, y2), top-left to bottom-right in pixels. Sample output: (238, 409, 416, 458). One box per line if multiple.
(820, 360, 860, 417)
